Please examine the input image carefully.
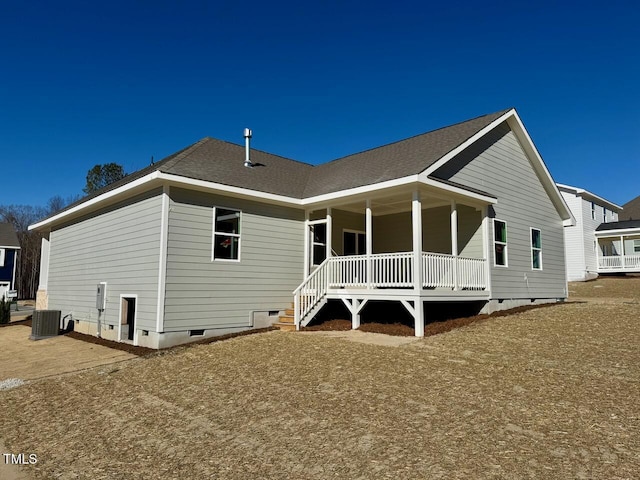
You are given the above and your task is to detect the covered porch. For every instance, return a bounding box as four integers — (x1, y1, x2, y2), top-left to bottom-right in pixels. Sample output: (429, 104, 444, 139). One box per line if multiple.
(294, 181, 496, 336)
(596, 223, 640, 273)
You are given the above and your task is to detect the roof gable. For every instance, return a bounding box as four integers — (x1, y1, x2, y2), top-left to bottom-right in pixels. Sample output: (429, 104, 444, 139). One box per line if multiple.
(622, 195, 640, 220)
(303, 109, 510, 197)
(0, 223, 20, 248)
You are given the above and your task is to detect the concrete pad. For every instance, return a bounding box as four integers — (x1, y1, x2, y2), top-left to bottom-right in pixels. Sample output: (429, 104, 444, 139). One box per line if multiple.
(300, 329, 421, 347)
(0, 325, 136, 381)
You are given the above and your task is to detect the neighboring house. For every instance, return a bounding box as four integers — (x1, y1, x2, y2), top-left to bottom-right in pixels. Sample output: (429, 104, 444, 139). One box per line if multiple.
(30, 108, 574, 348)
(621, 195, 640, 220)
(557, 184, 623, 281)
(0, 223, 20, 300)
(558, 185, 640, 278)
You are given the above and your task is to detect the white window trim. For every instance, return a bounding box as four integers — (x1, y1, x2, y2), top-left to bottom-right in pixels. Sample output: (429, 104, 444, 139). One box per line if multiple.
(493, 219, 508, 268)
(118, 294, 139, 346)
(309, 220, 327, 266)
(343, 229, 366, 255)
(530, 227, 543, 270)
(212, 207, 241, 262)
(0, 248, 4, 268)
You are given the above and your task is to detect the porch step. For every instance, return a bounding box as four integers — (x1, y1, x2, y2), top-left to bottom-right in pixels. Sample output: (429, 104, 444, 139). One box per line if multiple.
(272, 321, 296, 332)
(272, 304, 296, 332)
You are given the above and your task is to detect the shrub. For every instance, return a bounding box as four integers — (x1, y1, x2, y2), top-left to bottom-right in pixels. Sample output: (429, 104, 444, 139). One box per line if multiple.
(0, 298, 10, 324)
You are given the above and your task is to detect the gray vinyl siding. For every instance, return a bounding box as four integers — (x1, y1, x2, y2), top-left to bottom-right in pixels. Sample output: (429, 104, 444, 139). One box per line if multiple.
(422, 206, 452, 254)
(47, 190, 162, 330)
(458, 204, 483, 258)
(372, 205, 482, 257)
(434, 122, 567, 299)
(373, 212, 412, 253)
(163, 188, 305, 331)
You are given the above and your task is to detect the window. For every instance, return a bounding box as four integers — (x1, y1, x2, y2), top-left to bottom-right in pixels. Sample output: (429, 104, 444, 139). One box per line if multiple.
(591, 202, 596, 220)
(493, 219, 508, 267)
(311, 223, 327, 265)
(0, 249, 4, 267)
(634, 240, 640, 253)
(343, 230, 366, 256)
(603, 207, 607, 223)
(531, 228, 542, 270)
(212, 208, 241, 261)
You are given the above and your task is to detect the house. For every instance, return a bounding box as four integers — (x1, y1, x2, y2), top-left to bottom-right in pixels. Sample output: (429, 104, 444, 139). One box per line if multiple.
(556, 184, 623, 281)
(29, 108, 574, 348)
(0, 223, 20, 300)
(558, 184, 640, 278)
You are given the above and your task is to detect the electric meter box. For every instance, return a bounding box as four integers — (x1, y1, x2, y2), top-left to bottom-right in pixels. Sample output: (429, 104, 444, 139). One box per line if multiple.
(96, 282, 107, 310)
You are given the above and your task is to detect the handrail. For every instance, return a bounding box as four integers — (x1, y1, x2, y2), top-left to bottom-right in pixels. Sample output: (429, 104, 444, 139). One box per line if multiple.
(293, 256, 332, 327)
(293, 251, 488, 327)
(293, 256, 332, 295)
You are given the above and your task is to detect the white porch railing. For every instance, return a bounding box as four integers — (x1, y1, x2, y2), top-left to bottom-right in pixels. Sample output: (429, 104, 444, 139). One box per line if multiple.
(422, 252, 486, 290)
(294, 252, 488, 326)
(599, 254, 640, 270)
(293, 257, 331, 327)
(371, 252, 414, 287)
(457, 256, 487, 290)
(329, 255, 368, 287)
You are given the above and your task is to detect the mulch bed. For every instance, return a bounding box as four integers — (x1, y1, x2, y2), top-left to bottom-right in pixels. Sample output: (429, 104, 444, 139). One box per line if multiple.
(303, 302, 561, 337)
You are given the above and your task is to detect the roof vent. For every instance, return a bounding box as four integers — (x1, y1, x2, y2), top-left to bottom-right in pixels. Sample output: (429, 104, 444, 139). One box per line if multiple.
(244, 128, 253, 167)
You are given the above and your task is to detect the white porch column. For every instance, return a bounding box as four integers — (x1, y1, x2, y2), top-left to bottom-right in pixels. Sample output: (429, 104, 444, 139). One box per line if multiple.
(595, 238, 601, 271)
(620, 235, 626, 269)
(366, 200, 373, 287)
(326, 207, 332, 259)
(412, 191, 423, 292)
(412, 190, 424, 337)
(451, 200, 459, 291)
(38, 236, 50, 291)
(303, 211, 310, 277)
(481, 205, 491, 292)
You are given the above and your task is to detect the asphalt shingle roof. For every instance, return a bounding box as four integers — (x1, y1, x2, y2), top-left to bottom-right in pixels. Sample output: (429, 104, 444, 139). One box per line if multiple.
(37, 109, 511, 224)
(303, 109, 510, 197)
(596, 219, 640, 231)
(0, 223, 20, 247)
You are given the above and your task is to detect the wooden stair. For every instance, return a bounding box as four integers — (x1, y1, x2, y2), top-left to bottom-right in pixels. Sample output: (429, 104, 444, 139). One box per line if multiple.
(272, 305, 296, 332)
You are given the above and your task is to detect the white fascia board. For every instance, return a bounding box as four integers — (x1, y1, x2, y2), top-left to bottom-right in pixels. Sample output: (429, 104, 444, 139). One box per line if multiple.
(420, 177, 497, 204)
(301, 175, 419, 206)
(595, 228, 640, 237)
(0, 246, 21, 250)
(556, 183, 622, 211)
(157, 172, 303, 206)
(29, 171, 162, 231)
(422, 110, 516, 177)
(420, 109, 575, 226)
(506, 113, 575, 225)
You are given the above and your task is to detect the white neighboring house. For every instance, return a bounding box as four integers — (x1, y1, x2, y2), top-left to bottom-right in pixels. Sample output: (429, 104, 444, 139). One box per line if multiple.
(557, 184, 630, 281)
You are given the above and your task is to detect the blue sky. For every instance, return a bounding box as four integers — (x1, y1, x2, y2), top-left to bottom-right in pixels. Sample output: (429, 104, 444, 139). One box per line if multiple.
(1, 0, 638, 208)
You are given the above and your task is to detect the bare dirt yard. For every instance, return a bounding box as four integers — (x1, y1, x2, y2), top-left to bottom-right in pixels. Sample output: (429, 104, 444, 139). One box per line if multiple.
(1, 277, 639, 479)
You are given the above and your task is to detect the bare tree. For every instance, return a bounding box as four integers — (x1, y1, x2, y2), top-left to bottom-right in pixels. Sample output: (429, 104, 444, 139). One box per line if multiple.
(0, 196, 79, 299)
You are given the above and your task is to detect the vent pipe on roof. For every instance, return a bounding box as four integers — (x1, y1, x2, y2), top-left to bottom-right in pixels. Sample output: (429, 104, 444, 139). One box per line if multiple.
(244, 128, 253, 167)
